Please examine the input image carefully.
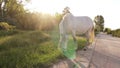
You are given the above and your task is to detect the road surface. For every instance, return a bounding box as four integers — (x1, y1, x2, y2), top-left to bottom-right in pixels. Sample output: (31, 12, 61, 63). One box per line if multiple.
(52, 33, 120, 68)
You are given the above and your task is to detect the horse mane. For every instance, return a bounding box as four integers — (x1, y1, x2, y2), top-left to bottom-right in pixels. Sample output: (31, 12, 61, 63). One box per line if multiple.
(62, 13, 74, 20)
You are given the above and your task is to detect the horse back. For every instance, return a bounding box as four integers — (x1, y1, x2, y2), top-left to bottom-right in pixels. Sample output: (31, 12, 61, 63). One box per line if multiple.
(73, 16, 94, 34)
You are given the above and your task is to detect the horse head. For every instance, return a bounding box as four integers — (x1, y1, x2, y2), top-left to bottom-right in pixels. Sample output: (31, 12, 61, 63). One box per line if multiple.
(62, 7, 70, 15)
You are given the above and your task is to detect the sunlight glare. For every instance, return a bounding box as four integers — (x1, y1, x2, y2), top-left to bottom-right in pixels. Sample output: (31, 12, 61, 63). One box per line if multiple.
(25, 0, 66, 14)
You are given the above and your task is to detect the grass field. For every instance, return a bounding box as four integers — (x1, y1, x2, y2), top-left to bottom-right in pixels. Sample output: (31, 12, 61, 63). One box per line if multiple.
(0, 29, 86, 68)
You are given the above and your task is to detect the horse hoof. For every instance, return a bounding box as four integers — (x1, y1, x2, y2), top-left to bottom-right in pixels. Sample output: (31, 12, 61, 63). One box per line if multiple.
(83, 48, 87, 51)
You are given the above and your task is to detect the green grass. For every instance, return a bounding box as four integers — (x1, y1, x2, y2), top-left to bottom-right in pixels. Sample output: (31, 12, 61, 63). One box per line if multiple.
(0, 30, 62, 68)
(0, 30, 20, 37)
(0, 29, 86, 68)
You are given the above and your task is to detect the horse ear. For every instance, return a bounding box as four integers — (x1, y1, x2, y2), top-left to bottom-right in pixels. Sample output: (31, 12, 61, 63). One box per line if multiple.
(64, 7, 70, 10)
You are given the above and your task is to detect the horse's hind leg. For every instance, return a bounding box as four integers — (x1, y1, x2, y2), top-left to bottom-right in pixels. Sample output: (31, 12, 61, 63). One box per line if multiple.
(91, 27, 95, 45)
(86, 27, 95, 46)
(83, 32, 91, 51)
(84, 28, 95, 51)
(86, 32, 91, 46)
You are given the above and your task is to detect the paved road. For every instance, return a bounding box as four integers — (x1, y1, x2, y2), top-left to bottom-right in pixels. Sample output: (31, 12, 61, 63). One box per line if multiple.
(89, 33, 120, 68)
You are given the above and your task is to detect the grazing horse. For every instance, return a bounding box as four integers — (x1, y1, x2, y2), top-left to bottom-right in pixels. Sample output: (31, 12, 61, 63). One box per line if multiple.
(58, 13, 95, 50)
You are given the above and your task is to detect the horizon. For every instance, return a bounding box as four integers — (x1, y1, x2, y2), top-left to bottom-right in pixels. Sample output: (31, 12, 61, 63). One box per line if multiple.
(25, 0, 120, 30)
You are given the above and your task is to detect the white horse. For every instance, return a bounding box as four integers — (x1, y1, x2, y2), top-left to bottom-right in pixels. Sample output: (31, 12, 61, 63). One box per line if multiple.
(58, 13, 95, 50)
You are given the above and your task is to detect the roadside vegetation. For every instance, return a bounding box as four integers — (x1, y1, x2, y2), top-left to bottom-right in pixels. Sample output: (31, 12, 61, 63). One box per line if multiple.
(104, 28, 120, 38)
(111, 29, 120, 37)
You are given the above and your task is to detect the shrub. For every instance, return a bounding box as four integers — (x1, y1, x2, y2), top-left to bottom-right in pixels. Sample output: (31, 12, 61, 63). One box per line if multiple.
(0, 22, 16, 30)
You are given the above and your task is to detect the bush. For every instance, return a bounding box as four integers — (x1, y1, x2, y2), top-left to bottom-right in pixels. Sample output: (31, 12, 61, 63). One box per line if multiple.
(0, 22, 16, 30)
(0, 30, 20, 37)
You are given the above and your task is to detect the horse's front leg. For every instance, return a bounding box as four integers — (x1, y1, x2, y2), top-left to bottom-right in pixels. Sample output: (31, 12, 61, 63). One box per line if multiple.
(58, 34, 68, 50)
(58, 34, 62, 50)
(64, 35, 68, 50)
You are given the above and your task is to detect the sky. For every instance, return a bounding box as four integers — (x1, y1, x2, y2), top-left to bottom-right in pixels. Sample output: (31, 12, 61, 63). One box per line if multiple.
(25, 0, 120, 30)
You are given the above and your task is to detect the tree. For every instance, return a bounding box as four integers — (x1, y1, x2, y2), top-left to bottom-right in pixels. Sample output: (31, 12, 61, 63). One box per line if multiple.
(0, 0, 5, 21)
(94, 15, 104, 32)
(0, 0, 29, 22)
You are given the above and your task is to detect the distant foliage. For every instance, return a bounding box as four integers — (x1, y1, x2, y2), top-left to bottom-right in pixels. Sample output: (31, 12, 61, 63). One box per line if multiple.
(0, 22, 15, 30)
(104, 28, 120, 38)
(111, 29, 120, 37)
(55, 13, 62, 23)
